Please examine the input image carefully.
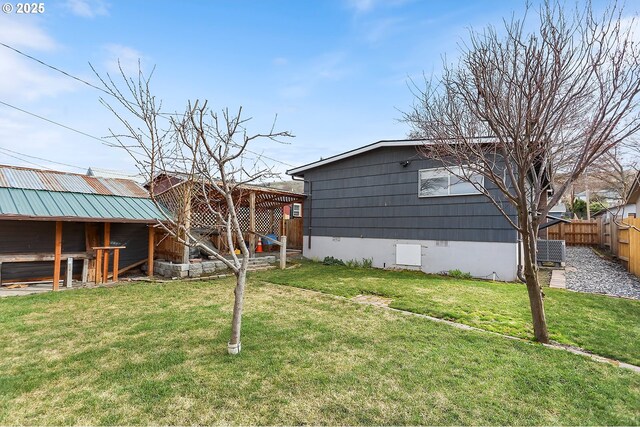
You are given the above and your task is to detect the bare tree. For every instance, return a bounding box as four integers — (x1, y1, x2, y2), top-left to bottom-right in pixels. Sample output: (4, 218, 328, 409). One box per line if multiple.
(403, 1, 640, 343)
(95, 65, 292, 354)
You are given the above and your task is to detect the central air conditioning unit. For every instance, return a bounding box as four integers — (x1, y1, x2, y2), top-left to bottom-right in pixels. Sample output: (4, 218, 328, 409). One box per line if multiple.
(536, 239, 566, 267)
(292, 203, 302, 217)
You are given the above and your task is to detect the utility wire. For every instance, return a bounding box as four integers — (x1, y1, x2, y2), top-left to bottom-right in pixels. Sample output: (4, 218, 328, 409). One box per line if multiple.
(0, 146, 87, 170)
(0, 149, 54, 170)
(0, 42, 111, 96)
(0, 42, 296, 168)
(0, 100, 108, 145)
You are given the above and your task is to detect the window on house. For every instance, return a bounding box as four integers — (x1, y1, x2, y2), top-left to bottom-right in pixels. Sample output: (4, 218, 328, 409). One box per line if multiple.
(418, 167, 484, 197)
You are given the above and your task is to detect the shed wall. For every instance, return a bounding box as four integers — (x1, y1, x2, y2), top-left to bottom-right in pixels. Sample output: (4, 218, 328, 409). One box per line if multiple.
(0, 221, 85, 281)
(0, 220, 149, 282)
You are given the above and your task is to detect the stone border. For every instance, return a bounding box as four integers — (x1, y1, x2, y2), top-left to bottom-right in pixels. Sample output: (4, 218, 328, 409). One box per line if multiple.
(268, 282, 640, 373)
(153, 256, 276, 279)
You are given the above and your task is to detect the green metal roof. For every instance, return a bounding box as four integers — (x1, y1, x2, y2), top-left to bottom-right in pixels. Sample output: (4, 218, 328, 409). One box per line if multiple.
(0, 187, 165, 222)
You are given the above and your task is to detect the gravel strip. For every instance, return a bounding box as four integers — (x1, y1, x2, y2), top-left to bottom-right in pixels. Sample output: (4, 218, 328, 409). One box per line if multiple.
(565, 246, 640, 300)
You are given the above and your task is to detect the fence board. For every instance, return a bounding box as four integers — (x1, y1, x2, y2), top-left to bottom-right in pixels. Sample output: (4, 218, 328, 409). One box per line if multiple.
(284, 218, 303, 250)
(547, 219, 599, 246)
(623, 217, 640, 276)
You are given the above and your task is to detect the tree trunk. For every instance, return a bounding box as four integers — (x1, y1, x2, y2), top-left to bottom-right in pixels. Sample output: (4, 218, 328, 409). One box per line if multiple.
(521, 221, 550, 343)
(228, 263, 247, 354)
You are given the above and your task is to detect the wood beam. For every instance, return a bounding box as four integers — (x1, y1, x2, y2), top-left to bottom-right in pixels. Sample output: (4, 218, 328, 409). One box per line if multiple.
(53, 221, 62, 291)
(95, 248, 102, 284)
(103, 223, 110, 283)
(102, 251, 109, 283)
(112, 249, 120, 282)
(148, 226, 155, 277)
(0, 252, 90, 263)
(249, 192, 256, 256)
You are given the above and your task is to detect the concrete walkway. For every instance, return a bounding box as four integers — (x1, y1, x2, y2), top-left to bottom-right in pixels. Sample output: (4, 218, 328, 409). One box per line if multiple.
(549, 269, 566, 288)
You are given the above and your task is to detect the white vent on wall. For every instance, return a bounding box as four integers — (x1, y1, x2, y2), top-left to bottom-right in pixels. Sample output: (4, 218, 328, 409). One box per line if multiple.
(292, 203, 302, 217)
(396, 244, 422, 266)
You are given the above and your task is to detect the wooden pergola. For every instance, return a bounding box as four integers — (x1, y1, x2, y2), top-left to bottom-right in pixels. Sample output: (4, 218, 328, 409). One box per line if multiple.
(151, 176, 305, 263)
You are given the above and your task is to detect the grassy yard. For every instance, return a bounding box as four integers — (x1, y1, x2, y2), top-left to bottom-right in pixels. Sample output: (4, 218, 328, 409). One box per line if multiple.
(0, 278, 638, 425)
(255, 262, 640, 366)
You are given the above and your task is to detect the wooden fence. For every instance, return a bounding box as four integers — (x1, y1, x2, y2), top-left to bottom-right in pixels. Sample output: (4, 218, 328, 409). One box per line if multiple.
(616, 217, 640, 277)
(284, 218, 303, 250)
(547, 219, 600, 246)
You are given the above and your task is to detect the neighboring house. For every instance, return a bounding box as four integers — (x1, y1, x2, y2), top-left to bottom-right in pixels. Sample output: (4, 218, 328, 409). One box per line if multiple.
(0, 164, 164, 285)
(86, 167, 145, 183)
(574, 189, 624, 206)
(549, 202, 568, 218)
(287, 139, 520, 280)
(592, 203, 636, 221)
(626, 171, 640, 214)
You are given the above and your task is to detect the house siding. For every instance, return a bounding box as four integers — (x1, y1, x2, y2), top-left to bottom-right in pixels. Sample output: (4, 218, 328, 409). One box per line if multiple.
(302, 146, 517, 243)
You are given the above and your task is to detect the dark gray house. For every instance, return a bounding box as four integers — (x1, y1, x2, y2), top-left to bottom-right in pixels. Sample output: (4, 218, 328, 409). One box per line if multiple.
(287, 139, 519, 281)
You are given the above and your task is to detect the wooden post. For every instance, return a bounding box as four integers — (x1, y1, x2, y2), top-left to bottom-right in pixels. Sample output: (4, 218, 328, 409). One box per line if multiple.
(249, 192, 256, 257)
(182, 190, 191, 264)
(53, 221, 62, 291)
(269, 209, 275, 234)
(81, 259, 88, 283)
(65, 257, 73, 288)
(147, 226, 155, 277)
(85, 223, 99, 283)
(102, 250, 109, 283)
(112, 249, 120, 282)
(103, 223, 110, 282)
(280, 235, 287, 270)
(95, 248, 103, 284)
(0, 261, 2, 285)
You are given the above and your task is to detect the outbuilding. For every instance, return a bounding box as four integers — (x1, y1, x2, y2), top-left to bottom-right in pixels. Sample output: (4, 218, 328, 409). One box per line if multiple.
(0, 164, 164, 289)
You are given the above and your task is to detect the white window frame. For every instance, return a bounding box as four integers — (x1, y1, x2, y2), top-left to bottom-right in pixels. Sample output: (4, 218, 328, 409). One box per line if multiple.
(292, 203, 302, 217)
(418, 167, 484, 198)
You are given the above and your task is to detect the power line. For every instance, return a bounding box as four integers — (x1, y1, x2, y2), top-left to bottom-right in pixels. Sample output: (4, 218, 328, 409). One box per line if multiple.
(0, 42, 297, 169)
(0, 149, 54, 170)
(0, 42, 111, 96)
(0, 146, 86, 171)
(0, 99, 108, 145)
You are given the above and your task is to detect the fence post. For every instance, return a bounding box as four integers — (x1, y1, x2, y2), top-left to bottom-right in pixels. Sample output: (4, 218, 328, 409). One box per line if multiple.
(81, 259, 88, 283)
(65, 257, 73, 288)
(280, 236, 287, 270)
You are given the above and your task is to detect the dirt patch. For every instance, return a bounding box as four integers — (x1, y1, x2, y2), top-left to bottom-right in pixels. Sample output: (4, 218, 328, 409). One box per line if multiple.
(351, 294, 392, 307)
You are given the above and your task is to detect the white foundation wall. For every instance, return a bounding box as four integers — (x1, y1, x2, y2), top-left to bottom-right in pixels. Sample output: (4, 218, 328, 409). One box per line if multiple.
(302, 236, 519, 281)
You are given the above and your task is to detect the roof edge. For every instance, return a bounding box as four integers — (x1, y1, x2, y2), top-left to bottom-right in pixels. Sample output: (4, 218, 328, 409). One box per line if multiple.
(286, 137, 498, 176)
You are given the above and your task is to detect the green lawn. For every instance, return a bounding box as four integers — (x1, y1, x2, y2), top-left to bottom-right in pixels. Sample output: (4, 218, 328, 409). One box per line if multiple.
(0, 278, 639, 425)
(255, 262, 640, 366)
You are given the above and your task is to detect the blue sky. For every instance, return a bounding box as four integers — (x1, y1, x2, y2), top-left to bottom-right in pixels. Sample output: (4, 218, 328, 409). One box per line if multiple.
(0, 0, 633, 178)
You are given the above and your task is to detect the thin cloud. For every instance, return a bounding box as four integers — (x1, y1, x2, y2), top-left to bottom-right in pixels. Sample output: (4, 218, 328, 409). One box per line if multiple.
(278, 52, 352, 100)
(362, 16, 406, 43)
(0, 15, 77, 100)
(345, 0, 412, 14)
(273, 57, 289, 66)
(103, 44, 147, 75)
(0, 14, 57, 51)
(65, 0, 109, 18)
